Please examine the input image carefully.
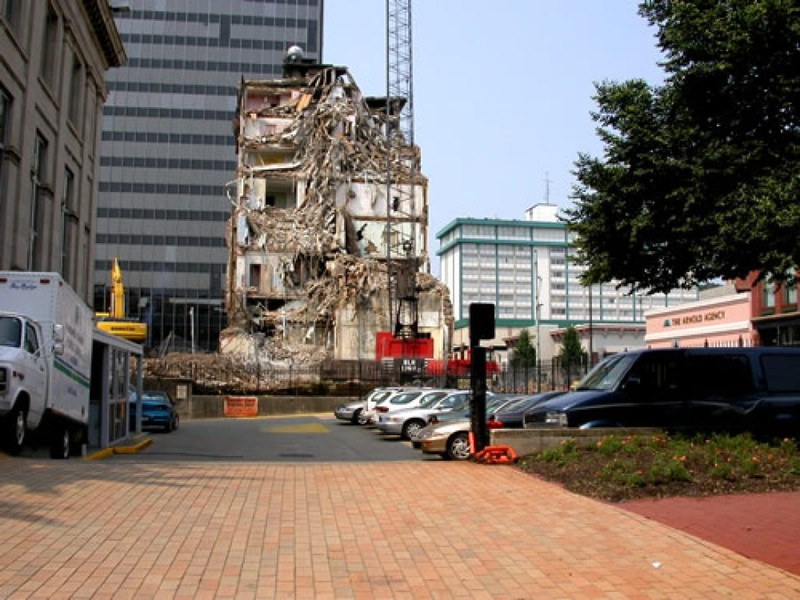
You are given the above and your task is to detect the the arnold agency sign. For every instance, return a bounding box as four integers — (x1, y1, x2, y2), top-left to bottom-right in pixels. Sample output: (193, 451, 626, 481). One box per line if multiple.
(664, 310, 726, 328)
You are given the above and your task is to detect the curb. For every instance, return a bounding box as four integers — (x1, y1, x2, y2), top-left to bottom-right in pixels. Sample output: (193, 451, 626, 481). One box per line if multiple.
(84, 435, 153, 460)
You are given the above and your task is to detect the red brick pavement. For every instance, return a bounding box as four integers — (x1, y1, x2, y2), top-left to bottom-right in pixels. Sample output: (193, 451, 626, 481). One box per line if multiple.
(0, 459, 798, 598)
(619, 491, 800, 577)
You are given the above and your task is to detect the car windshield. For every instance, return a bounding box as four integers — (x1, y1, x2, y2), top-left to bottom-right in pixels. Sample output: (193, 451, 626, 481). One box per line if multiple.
(440, 394, 469, 410)
(576, 354, 638, 391)
(391, 391, 422, 405)
(419, 393, 449, 408)
(0, 316, 22, 348)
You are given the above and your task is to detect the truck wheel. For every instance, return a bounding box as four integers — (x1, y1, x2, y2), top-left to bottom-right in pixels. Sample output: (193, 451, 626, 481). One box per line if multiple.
(49, 424, 70, 460)
(6, 407, 26, 455)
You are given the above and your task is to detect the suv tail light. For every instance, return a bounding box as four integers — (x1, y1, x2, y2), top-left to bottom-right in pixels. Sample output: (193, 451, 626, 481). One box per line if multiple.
(376, 406, 389, 412)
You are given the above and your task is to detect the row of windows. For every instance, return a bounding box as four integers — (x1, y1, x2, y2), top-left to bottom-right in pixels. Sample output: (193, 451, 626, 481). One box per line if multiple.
(121, 33, 310, 52)
(109, 81, 236, 97)
(103, 106, 233, 121)
(118, 6, 320, 27)
(97, 234, 225, 248)
(98, 207, 229, 221)
(102, 130, 233, 146)
(124, 57, 278, 76)
(100, 156, 237, 171)
(99, 182, 226, 197)
(95, 260, 226, 275)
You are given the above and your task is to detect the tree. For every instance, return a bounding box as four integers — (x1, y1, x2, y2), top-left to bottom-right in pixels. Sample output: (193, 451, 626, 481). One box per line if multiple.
(510, 329, 537, 369)
(558, 327, 586, 384)
(565, 0, 800, 294)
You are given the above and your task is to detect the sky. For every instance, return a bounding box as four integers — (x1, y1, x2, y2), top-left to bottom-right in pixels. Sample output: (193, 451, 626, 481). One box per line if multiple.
(323, 1, 666, 275)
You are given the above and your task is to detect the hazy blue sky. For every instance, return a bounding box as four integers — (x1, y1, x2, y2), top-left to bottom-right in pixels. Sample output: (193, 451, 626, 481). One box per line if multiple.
(323, 1, 666, 274)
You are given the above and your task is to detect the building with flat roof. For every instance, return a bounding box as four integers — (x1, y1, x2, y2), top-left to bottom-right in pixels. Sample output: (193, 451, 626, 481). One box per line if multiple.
(436, 204, 700, 366)
(95, 0, 324, 351)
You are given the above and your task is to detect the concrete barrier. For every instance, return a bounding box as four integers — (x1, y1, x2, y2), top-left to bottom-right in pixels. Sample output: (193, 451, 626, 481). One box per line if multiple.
(490, 427, 663, 457)
(182, 395, 353, 419)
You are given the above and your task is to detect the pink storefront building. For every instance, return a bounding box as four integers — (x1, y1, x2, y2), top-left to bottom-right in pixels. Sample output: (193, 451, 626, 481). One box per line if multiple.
(645, 291, 756, 349)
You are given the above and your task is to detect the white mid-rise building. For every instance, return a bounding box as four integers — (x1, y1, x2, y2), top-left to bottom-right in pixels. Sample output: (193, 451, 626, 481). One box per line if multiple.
(436, 204, 700, 365)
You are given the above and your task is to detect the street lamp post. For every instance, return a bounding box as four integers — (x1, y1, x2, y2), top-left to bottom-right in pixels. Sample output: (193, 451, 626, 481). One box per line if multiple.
(534, 250, 542, 393)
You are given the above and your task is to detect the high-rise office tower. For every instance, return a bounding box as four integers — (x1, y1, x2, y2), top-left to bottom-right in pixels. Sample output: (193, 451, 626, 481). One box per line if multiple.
(96, 1, 324, 352)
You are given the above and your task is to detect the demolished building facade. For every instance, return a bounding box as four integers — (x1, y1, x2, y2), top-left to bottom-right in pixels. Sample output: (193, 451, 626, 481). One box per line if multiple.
(223, 49, 452, 365)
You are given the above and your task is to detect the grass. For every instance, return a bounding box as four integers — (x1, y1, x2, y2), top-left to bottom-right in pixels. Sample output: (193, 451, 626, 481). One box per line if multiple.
(515, 432, 800, 503)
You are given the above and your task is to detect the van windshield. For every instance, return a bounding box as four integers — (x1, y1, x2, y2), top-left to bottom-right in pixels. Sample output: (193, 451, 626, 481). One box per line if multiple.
(0, 317, 22, 348)
(576, 354, 638, 391)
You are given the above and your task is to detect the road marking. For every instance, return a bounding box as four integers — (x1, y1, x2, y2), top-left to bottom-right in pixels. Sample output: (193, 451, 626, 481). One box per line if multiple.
(265, 422, 330, 434)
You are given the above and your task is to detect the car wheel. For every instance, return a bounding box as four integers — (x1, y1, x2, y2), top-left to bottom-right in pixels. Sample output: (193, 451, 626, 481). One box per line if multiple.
(446, 432, 471, 461)
(401, 419, 425, 441)
(49, 424, 70, 460)
(350, 408, 362, 424)
(357, 411, 369, 425)
(6, 406, 26, 455)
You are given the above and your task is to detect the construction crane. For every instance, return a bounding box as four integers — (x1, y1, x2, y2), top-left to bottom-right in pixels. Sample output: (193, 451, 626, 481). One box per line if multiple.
(385, 0, 419, 340)
(376, 0, 437, 379)
(95, 258, 148, 343)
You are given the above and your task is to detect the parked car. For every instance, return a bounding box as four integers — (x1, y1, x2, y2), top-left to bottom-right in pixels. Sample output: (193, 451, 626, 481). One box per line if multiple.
(423, 394, 523, 428)
(130, 391, 179, 432)
(492, 391, 567, 428)
(333, 386, 401, 424)
(359, 386, 417, 426)
(523, 347, 800, 436)
(411, 394, 522, 455)
(374, 388, 455, 419)
(375, 390, 485, 440)
(415, 416, 473, 460)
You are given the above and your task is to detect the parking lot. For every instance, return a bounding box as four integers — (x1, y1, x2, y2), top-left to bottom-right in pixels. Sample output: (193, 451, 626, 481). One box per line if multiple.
(0, 415, 798, 598)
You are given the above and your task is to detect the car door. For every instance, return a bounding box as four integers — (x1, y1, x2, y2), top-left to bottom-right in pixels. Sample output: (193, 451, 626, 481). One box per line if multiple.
(22, 322, 48, 424)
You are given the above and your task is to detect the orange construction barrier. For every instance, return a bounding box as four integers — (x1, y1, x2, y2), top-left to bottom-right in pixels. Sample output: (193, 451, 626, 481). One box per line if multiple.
(471, 445, 518, 465)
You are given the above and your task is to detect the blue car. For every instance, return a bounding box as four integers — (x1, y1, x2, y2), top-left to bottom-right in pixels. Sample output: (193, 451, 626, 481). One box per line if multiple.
(130, 391, 179, 432)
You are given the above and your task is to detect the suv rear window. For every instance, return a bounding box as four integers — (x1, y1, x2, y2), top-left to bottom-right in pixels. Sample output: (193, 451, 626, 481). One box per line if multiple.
(762, 355, 800, 392)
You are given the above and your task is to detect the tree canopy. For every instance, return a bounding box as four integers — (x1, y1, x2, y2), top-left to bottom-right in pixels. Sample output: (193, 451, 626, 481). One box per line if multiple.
(565, 0, 799, 294)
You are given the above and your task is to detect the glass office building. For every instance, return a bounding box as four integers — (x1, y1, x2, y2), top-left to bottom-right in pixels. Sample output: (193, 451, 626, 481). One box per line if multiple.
(96, 0, 324, 352)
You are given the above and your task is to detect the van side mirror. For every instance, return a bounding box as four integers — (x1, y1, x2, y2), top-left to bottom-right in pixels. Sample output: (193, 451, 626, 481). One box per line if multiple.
(52, 323, 65, 355)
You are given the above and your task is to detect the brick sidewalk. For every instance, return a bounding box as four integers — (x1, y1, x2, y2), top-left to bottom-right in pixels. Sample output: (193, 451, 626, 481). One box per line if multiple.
(620, 491, 800, 577)
(0, 460, 797, 599)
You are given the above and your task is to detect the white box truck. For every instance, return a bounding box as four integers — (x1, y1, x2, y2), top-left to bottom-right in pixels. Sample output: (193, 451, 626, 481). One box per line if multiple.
(0, 272, 93, 458)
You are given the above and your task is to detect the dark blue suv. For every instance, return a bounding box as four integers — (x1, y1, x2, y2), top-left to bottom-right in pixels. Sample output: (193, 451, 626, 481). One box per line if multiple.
(524, 348, 800, 437)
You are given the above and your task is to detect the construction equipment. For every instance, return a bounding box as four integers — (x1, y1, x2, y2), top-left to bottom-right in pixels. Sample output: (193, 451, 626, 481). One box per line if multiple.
(95, 259, 147, 343)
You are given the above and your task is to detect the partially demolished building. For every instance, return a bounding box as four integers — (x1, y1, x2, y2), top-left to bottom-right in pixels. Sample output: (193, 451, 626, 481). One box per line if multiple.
(223, 48, 452, 365)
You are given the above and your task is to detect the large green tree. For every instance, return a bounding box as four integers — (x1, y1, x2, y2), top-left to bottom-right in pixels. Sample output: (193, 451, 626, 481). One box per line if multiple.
(565, 0, 799, 294)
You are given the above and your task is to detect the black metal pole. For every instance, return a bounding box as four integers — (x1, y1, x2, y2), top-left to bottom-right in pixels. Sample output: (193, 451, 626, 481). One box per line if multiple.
(470, 344, 488, 451)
